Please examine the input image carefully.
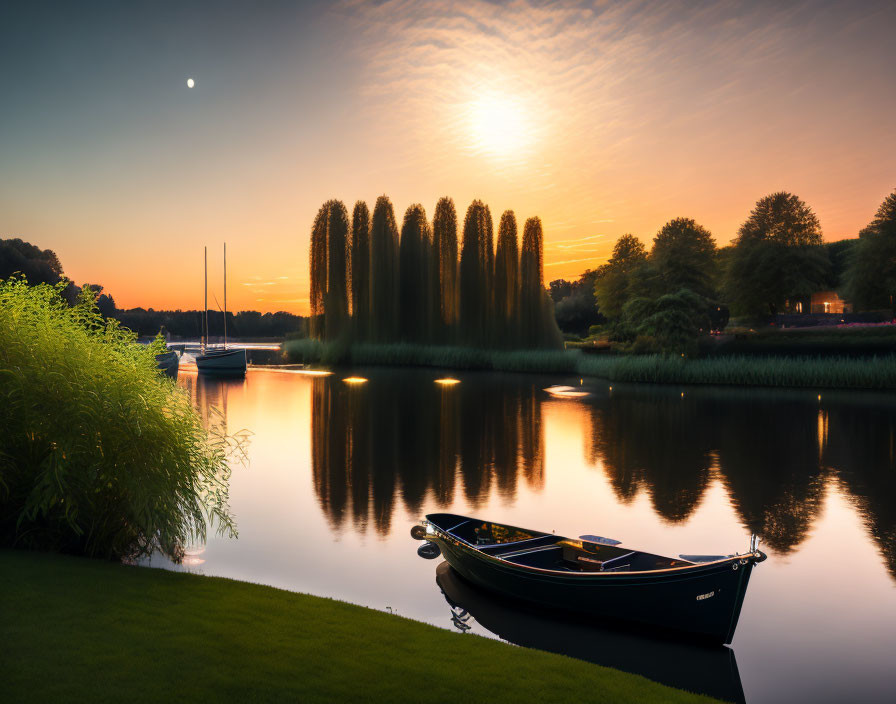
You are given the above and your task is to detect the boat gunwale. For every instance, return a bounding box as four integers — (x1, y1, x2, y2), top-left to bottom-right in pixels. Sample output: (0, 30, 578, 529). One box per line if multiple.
(424, 513, 764, 578)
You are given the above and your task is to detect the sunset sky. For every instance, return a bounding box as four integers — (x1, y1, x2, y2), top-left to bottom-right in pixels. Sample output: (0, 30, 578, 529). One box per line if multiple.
(2, 0, 894, 315)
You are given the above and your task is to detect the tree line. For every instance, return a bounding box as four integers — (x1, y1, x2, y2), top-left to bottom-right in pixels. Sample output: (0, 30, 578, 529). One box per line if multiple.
(309, 196, 562, 349)
(586, 189, 896, 354)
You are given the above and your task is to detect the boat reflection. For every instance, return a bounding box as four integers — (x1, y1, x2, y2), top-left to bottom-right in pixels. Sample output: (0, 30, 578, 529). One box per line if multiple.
(435, 561, 745, 703)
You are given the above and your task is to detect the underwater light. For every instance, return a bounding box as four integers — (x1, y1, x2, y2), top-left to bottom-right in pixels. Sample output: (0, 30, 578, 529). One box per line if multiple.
(343, 376, 368, 384)
(435, 378, 460, 385)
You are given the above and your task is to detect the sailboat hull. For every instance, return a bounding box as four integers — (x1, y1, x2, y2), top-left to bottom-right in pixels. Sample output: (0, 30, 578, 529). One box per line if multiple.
(196, 348, 247, 376)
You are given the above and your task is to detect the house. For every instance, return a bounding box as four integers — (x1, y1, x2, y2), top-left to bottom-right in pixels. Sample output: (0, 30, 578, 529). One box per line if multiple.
(809, 290, 851, 314)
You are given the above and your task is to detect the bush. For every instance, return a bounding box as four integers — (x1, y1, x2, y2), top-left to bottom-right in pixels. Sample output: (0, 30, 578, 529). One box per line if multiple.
(0, 278, 235, 561)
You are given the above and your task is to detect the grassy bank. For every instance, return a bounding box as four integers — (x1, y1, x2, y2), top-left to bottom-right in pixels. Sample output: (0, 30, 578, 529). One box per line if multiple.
(0, 550, 715, 704)
(283, 339, 896, 389)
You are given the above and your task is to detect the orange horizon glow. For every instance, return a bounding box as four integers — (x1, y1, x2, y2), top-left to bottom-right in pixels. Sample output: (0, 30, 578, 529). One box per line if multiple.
(4, 1, 894, 316)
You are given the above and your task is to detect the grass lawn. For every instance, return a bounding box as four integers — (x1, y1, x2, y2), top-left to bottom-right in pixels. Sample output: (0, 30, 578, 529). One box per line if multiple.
(1, 550, 719, 703)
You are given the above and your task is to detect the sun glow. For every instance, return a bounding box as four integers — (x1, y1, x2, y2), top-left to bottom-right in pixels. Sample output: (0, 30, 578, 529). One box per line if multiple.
(468, 93, 531, 157)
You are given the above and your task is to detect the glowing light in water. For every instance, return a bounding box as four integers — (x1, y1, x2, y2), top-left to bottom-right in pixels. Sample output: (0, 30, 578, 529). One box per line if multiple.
(435, 378, 460, 385)
(343, 376, 368, 384)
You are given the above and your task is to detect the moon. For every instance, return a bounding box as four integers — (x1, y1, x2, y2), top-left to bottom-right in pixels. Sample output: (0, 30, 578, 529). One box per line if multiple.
(186, 78, 195, 88)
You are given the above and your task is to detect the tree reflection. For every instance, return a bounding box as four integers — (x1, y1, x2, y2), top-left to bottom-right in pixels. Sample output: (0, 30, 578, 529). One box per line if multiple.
(311, 370, 545, 535)
(310, 371, 896, 580)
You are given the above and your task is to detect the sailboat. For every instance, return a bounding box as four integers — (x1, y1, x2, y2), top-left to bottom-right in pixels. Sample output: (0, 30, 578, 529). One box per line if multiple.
(196, 243, 247, 376)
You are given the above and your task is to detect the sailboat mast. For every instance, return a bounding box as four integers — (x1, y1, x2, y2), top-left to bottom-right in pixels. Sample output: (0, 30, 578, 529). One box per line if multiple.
(204, 246, 208, 353)
(223, 242, 227, 350)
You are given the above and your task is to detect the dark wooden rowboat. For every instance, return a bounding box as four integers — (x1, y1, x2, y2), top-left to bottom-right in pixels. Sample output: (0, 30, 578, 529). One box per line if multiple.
(418, 513, 766, 644)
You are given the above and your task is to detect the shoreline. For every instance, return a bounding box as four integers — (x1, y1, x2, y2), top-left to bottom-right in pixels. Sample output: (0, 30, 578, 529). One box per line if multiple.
(1, 550, 717, 704)
(282, 339, 896, 390)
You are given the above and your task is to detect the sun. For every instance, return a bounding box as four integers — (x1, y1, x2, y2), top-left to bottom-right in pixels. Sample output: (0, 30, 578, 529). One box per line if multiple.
(468, 93, 531, 157)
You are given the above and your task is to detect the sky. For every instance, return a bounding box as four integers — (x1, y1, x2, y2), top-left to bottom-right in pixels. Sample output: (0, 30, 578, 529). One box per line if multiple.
(2, 0, 894, 314)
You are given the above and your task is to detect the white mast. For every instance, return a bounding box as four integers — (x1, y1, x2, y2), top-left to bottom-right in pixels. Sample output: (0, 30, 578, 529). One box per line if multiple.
(203, 246, 208, 353)
(223, 242, 227, 350)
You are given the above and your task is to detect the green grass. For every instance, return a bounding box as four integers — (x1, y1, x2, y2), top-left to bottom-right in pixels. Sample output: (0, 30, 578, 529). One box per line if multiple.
(0, 550, 717, 704)
(283, 339, 896, 389)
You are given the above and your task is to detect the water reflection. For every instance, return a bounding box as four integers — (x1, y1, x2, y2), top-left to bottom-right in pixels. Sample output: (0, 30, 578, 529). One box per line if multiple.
(436, 562, 745, 703)
(310, 371, 895, 582)
(311, 371, 545, 535)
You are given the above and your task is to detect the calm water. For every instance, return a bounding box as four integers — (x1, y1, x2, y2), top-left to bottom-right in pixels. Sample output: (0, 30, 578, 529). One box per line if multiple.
(149, 367, 896, 703)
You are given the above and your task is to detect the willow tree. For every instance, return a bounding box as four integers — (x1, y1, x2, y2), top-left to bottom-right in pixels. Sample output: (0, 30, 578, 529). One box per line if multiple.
(309, 204, 328, 339)
(432, 197, 458, 339)
(308, 200, 350, 340)
(483, 204, 496, 344)
(399, 204, 433, 342)
(351, 201, 370, 340)
(325, 200, 350, 340)
(459, 200, 490, 346)
(520, 216, 561, 348)
(494, 210, 519, 346)
(369, 195, 400, 342)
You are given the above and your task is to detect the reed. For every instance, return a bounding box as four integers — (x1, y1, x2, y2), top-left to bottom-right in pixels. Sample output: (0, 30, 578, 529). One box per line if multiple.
(0, 278, 235, 561)
(283, 338, 896, 389)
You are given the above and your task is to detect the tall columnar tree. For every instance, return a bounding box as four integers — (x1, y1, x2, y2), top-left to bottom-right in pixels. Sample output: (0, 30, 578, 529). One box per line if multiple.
(520, 217, 562, 348)
(432, 197, 458, 336)
(309, 204, 329, 339)
(593, 234, 648, 321)
(483, 204, 496, 343)
(843, 190, 896, 313)
(494, 210, 519, 346)
(459, 200, 489, 346)
(399, 204, 433, 342)
(724, 192, 829, 316)
(369, 195, 400, 342)
(351, 201, 370, 340)
(651, 217, 718, 299)
(308, 200, 350, 340)
(325, 200, 350, 341)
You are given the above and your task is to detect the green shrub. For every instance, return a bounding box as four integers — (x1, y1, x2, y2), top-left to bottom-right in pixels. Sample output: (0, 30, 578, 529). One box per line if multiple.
(0, 278, 235, 561)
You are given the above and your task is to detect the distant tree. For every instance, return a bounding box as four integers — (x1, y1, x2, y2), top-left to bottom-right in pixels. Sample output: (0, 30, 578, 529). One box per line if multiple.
(593, 234, 647, 320)
(520, 217, 562, 348)
(549, 279, 573, 302)
(551, 270, 604, 336)
(399, 204, 433, 342)
(432, 197, 458, 336)
(369, 195, 400, 342)
(725, 192, 829, 316)
(0, 238, 64, 285)
(622, 288, 711, 356)
(494, 210, 519, 345)
(351, 201, 370, 340)
(483, 205, 496, 342)
(651, 217, 717, 298)
(459, 200, 490, 346)
(825, 239, 857, 291)
(842, 190, 896, 313)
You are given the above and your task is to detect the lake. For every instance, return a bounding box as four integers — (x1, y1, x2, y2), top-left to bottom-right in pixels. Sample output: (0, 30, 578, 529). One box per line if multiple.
(148, 366, 896, 703)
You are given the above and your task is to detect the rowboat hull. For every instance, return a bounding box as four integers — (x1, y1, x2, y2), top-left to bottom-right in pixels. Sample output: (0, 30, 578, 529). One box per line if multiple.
(155, 351, 179, 379)
(436, 562, 746, 703)
(196, 348, 247, 376)
(425, 513, 763, 644)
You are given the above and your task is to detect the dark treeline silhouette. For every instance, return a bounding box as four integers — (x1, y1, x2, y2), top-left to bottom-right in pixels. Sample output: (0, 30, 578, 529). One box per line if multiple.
(113, 308, 307, 339)
(310, 370, 544, 536)
(309, 371, 894, 580)
(2, 237, 307, 338)
(309, 197, 561, 349)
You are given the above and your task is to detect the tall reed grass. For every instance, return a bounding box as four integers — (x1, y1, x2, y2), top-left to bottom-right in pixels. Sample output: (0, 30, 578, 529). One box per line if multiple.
(283, 338, 896, 389)
(0, 278, 235, 561)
